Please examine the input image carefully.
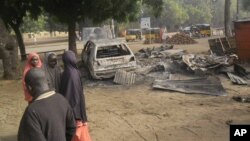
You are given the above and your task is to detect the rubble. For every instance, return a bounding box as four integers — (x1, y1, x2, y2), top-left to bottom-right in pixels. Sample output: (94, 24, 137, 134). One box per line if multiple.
(81, 38, 249, 95)
(166, 33, 197, 45)
(220, 64, 250, 85)
(182, 54, 238, 72)
(232, 96, 250, 103)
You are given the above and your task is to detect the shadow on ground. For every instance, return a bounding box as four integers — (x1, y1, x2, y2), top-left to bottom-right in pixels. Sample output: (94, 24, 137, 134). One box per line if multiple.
(0, 135, 17, 141)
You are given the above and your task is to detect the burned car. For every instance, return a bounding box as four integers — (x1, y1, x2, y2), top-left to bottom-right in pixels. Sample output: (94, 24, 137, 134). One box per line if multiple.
(81, 39, 137, 79)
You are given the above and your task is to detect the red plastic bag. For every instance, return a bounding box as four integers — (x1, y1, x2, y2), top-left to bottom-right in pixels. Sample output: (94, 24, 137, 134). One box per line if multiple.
(72, 121, 92, 141)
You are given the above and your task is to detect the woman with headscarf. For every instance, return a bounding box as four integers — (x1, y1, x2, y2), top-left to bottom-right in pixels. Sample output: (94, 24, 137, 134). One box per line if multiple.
(43, 52, 62, 92)
(22, 52, 42, 102)
(60, 51, 91, 141)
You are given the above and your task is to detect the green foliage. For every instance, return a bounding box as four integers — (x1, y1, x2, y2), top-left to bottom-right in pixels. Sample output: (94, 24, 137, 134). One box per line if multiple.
(141, 0, 237, 30)
(143, 0, 163, 17)
(40, 0, 163, 24)
(40, 0, 86, 23)
(242, 0, 250, 11)
(0, 0, 41, 27)
(21, 14, 47, 33)
(86, 0, 140, 23)
(211, 0, 224, 26)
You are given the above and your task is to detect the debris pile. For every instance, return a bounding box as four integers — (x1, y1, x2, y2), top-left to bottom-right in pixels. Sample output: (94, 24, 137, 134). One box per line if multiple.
(166, 33, 197, 45)
(132, 41, 246, 96)
(232, 96, 250, 103)
(182, 54, 237, 72)
(135, 44, 185, 59)
(82, 36, 250, 97)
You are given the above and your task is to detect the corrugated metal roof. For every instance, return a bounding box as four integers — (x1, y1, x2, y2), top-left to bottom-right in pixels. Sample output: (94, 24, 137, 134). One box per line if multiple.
(113, 70, 136, 85)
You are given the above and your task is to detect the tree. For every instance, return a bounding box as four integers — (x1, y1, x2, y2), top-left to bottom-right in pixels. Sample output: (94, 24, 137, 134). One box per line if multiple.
(143, 0, 163, 18)
(41, 0, 163, 54)
(0, 0, 41, 61)
(142, 0, 214, 31)
(242, 0, 250, 11)
(21, 13, 47, 33)
(0, 18, 19, 79)
(41, 0, 88, 54)
(225, 0, 232, 37)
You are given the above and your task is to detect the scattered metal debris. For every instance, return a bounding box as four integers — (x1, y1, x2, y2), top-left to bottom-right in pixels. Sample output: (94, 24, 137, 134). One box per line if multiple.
(153, 76, 227, 96)
(136, 44, 176, 58)
(79, 40, 249, 96)
(234, 64, 249, 78)
(227, 72, 248, 85)
(232, 96, 250, 103)
(219, 64, 250, 85)
(208, 37, 236, 56)
(182, 54, 237, 72)
(113, 70, 136, 85)
(169, 74, 200, 80)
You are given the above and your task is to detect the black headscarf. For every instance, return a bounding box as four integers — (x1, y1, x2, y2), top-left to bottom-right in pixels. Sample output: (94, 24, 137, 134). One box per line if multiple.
(60, 51, 87, 122)
(43, 52, 61, 92)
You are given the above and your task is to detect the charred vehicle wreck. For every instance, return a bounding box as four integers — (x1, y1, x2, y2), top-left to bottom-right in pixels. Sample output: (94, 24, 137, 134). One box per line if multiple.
(81, 39, 137, 79)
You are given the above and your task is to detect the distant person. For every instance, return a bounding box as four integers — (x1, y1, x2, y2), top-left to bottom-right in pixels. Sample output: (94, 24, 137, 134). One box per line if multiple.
(43, 52, 62, 92)
(60, 51, 91, 141)
(32, 34, 37, 45)
(18, 68, 76, 141)
(22, 53, 42, 102)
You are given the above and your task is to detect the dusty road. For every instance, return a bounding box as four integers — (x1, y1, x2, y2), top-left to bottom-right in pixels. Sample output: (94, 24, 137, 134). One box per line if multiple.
(1, 37, 250, 141)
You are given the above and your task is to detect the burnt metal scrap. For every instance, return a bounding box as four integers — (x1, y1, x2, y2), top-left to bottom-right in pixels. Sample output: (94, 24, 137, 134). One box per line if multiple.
(80, 38, 249, 94)
(227, 72, 248, 85)
(136, 44, 181, 58)
(153, 76, 227, 96)
(234, 64, 249, 78)
(208, 37, 236, 56)
(232, 96, 250, 103)
(218, 64, 250, 85)
(113, 69, 136, 85)
(182, 54, 238, 72)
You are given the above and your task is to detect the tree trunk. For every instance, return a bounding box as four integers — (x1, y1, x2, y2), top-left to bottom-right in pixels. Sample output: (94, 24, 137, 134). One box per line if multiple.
(68, 21, 77, 54)
(225, 0, 232, 37)
(0, 18, 19, 79)
(10, 23, 27, 61)
(0, 45, 18, 79)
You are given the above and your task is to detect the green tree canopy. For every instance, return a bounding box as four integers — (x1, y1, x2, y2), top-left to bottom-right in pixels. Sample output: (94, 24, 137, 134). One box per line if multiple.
(21, 14, 47, 33)
(242, 0, 250, 11)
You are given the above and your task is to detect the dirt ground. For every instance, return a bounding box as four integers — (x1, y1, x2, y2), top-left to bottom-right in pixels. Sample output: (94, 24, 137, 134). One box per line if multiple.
(1, 37, 250, 141)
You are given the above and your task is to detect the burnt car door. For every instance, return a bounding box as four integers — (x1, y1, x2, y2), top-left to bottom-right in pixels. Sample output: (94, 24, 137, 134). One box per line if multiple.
(82, 41, 93, 65)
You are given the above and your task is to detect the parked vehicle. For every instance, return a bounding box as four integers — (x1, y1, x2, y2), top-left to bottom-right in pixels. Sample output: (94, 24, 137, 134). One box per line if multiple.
(144, 28, 161, 44)
(182, 26, 191, 35)
(182, 24, 211, 38)
(125, 29, 142, 42)
(81, 39, 137, 79)
(196, 24, 211, 37)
